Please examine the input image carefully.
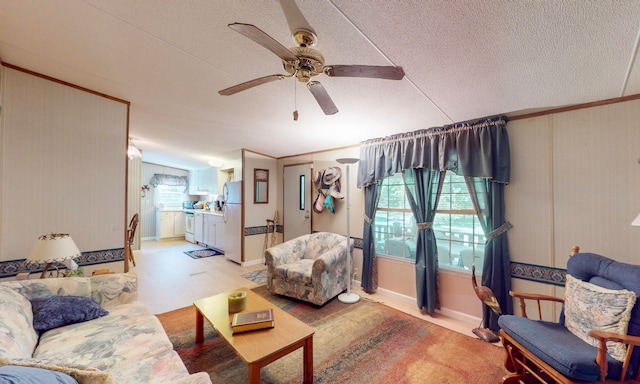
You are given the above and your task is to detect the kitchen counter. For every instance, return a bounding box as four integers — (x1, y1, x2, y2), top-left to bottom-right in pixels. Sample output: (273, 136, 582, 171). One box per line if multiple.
(189, 209, 222, 216)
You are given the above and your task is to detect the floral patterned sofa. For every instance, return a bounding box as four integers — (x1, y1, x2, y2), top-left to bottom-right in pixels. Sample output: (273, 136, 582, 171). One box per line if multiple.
(0, 273, 211, 384)
(265, 232, 353, 306)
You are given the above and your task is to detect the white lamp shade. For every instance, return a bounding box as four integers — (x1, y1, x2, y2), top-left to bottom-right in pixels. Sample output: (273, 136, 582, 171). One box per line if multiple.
(27, 233, 81, 264)
(633, 213, 640, 226)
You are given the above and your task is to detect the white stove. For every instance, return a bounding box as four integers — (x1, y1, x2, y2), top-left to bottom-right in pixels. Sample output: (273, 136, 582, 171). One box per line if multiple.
(184, 210, 195, 243)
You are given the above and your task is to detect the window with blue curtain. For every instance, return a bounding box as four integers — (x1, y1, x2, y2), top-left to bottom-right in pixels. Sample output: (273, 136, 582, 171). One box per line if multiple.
(375, 172, 486, 271)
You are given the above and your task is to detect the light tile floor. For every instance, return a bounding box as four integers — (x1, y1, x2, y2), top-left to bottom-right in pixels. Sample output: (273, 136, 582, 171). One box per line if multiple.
(132, 239, 488, 340)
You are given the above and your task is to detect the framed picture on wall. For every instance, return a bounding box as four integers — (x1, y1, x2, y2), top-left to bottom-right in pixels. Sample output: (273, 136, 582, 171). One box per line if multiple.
(254, 169, 269, 204)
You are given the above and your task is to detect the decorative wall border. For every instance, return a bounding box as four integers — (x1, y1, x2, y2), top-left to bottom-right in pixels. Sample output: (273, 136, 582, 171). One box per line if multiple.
(2, 244, 561, 286)
(0, 248, 124, 278)
(244, 226, 363, 250)
(244, 225, 283, 236)
(510, 261, 566, 286)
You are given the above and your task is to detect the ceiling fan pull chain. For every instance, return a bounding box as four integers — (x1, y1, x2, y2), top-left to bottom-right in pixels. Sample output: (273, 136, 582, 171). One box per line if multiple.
(293, 78, 299, 121)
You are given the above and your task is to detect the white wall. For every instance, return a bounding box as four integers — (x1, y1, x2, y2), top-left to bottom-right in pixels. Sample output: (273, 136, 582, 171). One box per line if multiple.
(0, 66, 128, 269)
(505, 99, 640, 319)
(128, 156, 142, 250)
(243, 150, 278, 264)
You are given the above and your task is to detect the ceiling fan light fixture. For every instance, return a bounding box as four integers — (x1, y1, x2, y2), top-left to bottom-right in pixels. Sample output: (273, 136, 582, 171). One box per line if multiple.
(127, 138, 142, 159)
(293, 29, 317, 47)
(297, 69, 311, 82)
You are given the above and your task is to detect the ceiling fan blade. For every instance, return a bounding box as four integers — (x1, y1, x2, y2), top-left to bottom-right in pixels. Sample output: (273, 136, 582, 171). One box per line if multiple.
(219, 74, 287, 96)
(279, 0, 316, 42)
(325, 65, 405, 80)
(228, 23, 298, 62)
(307, 81, 338, 115)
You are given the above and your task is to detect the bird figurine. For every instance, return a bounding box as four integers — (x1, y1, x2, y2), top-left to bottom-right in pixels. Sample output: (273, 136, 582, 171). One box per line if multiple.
(471, 265, 501, 343)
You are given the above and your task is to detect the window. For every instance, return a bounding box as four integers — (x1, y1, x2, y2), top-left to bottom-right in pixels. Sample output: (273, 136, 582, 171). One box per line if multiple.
(373, 172, 486, 271)
(433, 172, 486, 270)
(155, 184, 186, 210)
(374, 174, 415, 260)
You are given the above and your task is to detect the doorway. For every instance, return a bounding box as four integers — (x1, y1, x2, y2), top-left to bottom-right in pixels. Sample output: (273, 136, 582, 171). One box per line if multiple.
(283, 163, 312, 241)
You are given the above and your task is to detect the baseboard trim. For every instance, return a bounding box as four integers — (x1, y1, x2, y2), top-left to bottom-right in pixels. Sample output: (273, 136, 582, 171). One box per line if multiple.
(242, 259, 266, 267)
(364, 282, 480, 326)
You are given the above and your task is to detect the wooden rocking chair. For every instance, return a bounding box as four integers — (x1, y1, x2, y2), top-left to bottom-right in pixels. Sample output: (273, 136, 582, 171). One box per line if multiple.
(499, 247, 640, 383)
(124, 213, 139, 273)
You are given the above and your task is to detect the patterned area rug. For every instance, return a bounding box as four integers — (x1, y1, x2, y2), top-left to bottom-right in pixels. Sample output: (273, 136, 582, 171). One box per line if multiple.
(240, 269, 267, 285)
(157, 286, 507, 383)
(183, 248, 224, 259)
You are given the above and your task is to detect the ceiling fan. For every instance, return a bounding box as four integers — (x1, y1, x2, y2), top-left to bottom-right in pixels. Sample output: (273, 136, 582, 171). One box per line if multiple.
(218, 0, 405, 115)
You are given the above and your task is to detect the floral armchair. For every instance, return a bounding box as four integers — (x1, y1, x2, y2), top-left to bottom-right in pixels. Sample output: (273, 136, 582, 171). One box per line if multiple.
(265, 232, 353, 306)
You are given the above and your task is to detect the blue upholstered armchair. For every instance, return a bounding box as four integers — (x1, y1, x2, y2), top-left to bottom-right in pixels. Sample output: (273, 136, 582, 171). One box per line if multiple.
(265, 232, 353, 306)
(499, 251, 640, 383)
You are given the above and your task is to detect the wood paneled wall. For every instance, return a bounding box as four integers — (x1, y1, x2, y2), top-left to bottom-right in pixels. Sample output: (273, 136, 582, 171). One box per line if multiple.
(0, 66, 128, 262)
(128, 156, 142, 250)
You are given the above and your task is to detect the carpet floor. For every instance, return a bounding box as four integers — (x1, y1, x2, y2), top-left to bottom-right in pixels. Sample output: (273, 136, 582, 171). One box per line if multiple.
(240, 269, 267, 285)
(157, 286, 507, 383)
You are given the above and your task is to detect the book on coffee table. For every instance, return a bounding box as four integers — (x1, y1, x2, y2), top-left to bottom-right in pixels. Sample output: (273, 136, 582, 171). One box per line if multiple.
(231, 308, 275, 334)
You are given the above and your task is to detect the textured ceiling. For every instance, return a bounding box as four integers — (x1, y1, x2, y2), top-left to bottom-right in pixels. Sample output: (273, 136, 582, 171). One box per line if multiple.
(1, 0, 639, 169)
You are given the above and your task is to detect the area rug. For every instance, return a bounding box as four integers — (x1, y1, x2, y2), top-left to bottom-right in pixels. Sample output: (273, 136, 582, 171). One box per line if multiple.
(183, 248, 224, 259)
(241, 269, 267, 285)
(157, 286, 507, 383)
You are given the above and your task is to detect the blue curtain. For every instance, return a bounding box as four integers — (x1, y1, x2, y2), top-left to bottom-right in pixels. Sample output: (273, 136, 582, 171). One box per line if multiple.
(361, 182, 381, 292)
(357, 115, 510, 313)
(357, 116, 510, 187)
(466, 177, 513, 330)
(403, 169, 444, 313)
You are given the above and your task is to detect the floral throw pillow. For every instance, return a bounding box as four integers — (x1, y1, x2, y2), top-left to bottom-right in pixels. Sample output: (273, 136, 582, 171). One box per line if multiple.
(30, 296, 109, 332)
(564, 274, 637, 361)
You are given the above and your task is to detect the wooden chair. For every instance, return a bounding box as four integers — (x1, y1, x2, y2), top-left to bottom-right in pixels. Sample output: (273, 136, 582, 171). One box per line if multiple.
(499, 246, 640, 383)
(124, 214, 139, 272)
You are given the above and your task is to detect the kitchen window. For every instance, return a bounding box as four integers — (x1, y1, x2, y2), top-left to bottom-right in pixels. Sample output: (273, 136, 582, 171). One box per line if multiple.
(155, 185, 186, 210)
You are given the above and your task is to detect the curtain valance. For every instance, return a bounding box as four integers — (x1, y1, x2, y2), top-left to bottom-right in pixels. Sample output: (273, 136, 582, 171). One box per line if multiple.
(357, 115, 510, 188)
(149, 174, 188, 190)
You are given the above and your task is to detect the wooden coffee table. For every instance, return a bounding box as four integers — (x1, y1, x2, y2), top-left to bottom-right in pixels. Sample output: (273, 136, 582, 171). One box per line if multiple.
(194, 287, 315, 384)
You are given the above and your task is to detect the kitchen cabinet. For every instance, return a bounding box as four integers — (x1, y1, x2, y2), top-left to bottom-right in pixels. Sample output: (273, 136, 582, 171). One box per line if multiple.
(174, 211, 186, 236)
(203, 213, 224, 250)
(188, 167, 218, 195)
(218, 160, 242, 193)
(156, 210, 185, 240)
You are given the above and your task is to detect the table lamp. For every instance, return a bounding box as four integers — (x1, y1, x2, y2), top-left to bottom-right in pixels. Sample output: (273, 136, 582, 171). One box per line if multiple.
(27, 233, 81, 278)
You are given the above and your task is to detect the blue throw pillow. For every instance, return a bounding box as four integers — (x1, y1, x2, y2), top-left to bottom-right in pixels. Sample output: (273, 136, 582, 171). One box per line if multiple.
(0, 365, 78, 383)
(30, 296, 108, 332)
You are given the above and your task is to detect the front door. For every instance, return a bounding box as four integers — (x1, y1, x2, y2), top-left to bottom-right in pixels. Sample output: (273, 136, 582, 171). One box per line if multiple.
(283, 163, 312, 241)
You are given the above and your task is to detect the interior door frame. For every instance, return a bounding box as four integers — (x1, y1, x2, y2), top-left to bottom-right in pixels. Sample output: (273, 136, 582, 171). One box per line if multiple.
(283, 162, 313, 242)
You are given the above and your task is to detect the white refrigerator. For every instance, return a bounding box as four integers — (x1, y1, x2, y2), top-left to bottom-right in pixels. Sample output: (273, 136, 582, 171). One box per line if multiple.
(222, 181, 242, 264)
